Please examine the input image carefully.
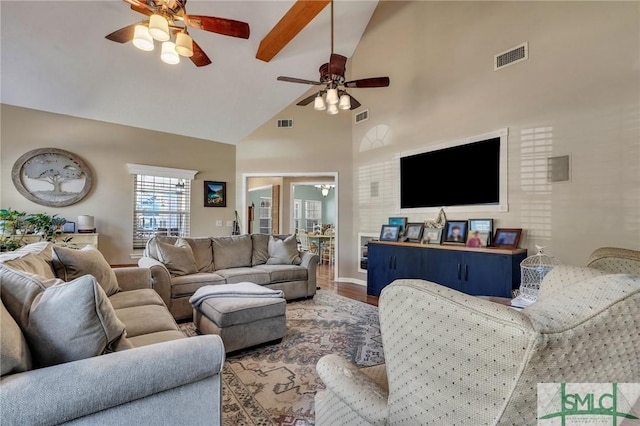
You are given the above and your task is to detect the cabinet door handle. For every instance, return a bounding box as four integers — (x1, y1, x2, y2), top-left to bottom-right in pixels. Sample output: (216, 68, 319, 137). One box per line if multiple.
(389, 256, 393, 269)
(457, 263, 462, 280)
(465, 264, 469, 281)
(393, 256, 397, 269)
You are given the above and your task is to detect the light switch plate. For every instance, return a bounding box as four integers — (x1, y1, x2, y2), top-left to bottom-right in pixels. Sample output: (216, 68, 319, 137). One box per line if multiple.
(226, 221, 233, 227)
(216, 220, 222, 227)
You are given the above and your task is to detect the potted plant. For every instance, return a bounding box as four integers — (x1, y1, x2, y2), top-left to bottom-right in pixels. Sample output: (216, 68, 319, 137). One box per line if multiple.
(0, 208, 27, 251)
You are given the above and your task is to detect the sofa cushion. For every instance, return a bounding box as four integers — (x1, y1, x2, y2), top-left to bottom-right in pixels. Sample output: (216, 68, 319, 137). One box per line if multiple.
(109, 288, 166, 310)
(185, 237, 215, 273)
(51, 245, 121, 296)
(538, 265, 609, 299)
(127, 330, 186, 347)
(198, 296, 286, 327)
(254, 264, 308, 283)
(156, 238, 198, 277)
(215, 267, 271, 285)
(251, 233, 270, 266)
(0, 241, 56, 279)
(0, 267, 126, 368)
(114, 305, 179, 338)
(170, 272, 226, 298)
(0, 299, 32, 376)
(212, 235, 252, 270)
(266, 235, 301, 265)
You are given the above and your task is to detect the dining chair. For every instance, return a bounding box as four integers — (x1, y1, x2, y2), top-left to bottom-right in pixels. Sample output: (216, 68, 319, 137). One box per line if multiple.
(298, 230, 317, 254)
(320, 230, 335, 265)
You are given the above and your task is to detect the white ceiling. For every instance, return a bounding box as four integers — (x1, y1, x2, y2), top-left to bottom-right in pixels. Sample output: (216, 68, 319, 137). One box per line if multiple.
(0, 0, 379, 145)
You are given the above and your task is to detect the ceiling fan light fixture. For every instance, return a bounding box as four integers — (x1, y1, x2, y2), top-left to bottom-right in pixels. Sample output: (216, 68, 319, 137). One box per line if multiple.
(175, 32, 194, 57)
(314, 94, 326, 111)
(161, 41, 180, 64)
(326, 88, 339, 105)
(132, 24, 154, 51)
(327, 103, 339, 115)
(339, 94, 351, 110)
(149, 14, 170, 42)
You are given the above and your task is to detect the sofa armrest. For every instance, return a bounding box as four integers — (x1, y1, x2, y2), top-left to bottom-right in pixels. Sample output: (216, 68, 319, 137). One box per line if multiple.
(0, 335, 225, 425)
(113, 266, 152, 291)
(316, 354, 388, 426)
(138, 256, 172, 307)
(300, 251, 319, 295)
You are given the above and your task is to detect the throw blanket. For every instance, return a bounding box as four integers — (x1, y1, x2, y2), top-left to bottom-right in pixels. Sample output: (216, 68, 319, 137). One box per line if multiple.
(189, 282, 284, 308)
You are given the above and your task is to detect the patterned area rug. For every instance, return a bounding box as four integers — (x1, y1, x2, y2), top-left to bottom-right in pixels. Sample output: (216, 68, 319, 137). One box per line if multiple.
(179, 290, 384, 425)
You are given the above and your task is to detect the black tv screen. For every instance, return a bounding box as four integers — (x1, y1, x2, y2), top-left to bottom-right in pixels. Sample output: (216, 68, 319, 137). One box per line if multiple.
(400, 137, 500, 208)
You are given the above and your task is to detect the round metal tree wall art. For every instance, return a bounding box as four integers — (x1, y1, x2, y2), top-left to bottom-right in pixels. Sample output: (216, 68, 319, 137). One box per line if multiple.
(12, 148, 93, 207)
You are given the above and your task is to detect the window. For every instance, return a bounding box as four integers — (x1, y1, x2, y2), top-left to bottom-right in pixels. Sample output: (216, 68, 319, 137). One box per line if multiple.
(127, 164, 197, 250)
(293, 199, 302, 232)
(304, 200, 321, 232)
(259, 197, 272, 234)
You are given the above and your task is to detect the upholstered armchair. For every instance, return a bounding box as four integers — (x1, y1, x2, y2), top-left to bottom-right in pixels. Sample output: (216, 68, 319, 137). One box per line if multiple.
(315, 249, 640, 425)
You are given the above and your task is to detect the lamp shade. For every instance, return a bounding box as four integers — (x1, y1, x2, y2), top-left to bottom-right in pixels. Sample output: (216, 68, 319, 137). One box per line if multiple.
(327, 103, 339, 115)
(133, 25, 154, 51)
(326, 88, 339, 105)
(161, 41, 180, 64)
(175, 32, 194, 57)
(314, 94, 326, 111)
(149, 14, 170, 41)
(339, 94, 351, 110)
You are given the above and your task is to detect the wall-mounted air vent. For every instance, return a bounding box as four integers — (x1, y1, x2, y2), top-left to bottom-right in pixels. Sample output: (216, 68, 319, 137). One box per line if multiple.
(494, 42, 528, 70)
(277, 119, 293, 128)
(355, 109, 369, 124)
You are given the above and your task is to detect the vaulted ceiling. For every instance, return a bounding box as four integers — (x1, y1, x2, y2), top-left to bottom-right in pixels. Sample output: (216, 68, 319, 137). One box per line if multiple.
(0, 1, 379, 145)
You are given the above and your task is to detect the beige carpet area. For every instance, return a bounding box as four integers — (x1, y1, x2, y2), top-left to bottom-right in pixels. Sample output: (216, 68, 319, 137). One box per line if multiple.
(179, 290, 384, 425)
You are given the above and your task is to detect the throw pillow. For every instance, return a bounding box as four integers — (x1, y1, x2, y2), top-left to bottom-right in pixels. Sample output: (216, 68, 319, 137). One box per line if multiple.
(0, 300, 32, 376)
(0, 241, 56, 279)
(51, 245, 121, 296)
(266, 235, 302, 265)
(0, 266, 126, 368)
(156, 238, 198, 276)
(251, 233, 270, 266)
(211, 235, 253, 270)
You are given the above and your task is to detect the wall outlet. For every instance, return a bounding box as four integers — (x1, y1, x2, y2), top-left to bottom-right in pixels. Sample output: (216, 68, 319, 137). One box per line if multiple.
(226, 220, 233, 227)
(216, 220, 222, 227)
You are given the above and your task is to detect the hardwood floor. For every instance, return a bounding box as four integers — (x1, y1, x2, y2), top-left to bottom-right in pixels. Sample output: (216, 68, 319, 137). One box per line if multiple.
(316, 263, 379, 306)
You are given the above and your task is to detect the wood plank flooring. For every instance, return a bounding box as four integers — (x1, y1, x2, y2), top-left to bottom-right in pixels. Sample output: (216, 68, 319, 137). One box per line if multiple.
(316, 263, 379, 306)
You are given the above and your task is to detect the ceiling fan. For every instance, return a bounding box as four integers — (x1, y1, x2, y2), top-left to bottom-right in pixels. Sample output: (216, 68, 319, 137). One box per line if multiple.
(276, 0, 389, 113)
(105, 0, 250, 67)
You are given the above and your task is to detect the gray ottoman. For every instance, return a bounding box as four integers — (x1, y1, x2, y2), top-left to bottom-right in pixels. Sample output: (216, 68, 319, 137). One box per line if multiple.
(193, 295, 287, 353)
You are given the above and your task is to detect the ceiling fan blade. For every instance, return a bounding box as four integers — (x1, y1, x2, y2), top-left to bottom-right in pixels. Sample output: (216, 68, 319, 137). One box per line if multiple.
(190, 39, 212, 67)
(348, 95, 362, 110)
(344, 77, 390, 88)
(329, 53, 347, 77)
(256, 0, 330, 62)
(185, 15, 250, 39)
(130, 3, 153, 16)
(105, 24, 137, 43)
(277, 76, 322, 85)
(296, 93, 320, 106)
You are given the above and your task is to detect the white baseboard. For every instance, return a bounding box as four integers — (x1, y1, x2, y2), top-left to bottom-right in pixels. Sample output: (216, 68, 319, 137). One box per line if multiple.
(336, 277, 367, 286)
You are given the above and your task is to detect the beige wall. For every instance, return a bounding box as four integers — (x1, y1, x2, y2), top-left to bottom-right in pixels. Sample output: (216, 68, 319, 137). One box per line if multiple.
(1, 105, 236, 265)
(343, 0, 640, 279)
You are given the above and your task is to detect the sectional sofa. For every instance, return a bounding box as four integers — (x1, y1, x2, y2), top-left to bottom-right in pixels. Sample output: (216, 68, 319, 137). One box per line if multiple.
(0, 242, 225, 425)
(138, 233, 319, 320)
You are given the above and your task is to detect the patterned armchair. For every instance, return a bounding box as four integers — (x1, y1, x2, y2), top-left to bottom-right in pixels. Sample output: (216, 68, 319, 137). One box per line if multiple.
(315, 247, 640, 425)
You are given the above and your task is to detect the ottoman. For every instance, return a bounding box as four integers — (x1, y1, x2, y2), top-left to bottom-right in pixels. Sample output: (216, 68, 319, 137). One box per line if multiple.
(192, 287, 287, 353)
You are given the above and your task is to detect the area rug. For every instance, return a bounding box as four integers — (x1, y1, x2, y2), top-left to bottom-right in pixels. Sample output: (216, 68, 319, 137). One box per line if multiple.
(179, 290, 384, 425)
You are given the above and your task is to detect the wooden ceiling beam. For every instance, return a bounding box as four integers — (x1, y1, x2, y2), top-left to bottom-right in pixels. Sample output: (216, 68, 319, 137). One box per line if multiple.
(256, 0, 330, 62)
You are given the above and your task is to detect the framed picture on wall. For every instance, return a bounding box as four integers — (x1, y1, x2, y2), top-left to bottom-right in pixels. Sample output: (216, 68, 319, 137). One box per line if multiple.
(204, 181, 226, 207)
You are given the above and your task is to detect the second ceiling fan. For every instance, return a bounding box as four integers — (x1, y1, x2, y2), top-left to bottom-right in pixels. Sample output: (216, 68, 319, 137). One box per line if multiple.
(276, 0, 390, 113)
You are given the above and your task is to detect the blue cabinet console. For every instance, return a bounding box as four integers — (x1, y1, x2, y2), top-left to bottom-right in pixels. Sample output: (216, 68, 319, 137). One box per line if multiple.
(367, 241, 527, 297)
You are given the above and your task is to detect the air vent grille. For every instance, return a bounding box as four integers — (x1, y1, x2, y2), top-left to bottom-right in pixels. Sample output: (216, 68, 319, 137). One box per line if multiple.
(495, 42, 528, 70)
(277, 119, 293, 128)
(355, 109, 369, 124)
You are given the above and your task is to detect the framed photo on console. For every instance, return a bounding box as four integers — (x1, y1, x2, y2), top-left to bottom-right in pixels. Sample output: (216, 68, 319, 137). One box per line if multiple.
(443, 220, 468, 244)
(405, 223, 424, 242)
(422, 228, 443, 245)
(467, 218, 493, 248)
(388, 217, 407, 235)
(380, 224, 401, 242)
(491, 228, 522, 249)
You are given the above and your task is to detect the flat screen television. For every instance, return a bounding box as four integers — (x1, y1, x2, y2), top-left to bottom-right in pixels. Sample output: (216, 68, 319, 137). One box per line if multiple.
(400, 137, 501, 209)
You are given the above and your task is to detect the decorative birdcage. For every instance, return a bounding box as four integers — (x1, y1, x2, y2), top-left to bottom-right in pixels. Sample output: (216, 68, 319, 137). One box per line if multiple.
(517, 245, 561, 304)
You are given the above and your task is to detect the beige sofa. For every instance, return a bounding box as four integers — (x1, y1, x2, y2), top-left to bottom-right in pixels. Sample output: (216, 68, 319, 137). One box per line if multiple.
(139, 234, 319, 320)
(315, 247, 640, 425)
(0, 242, 225, 425)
